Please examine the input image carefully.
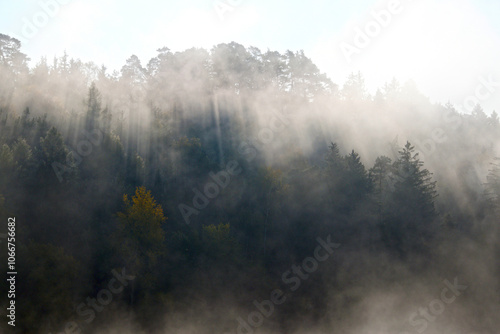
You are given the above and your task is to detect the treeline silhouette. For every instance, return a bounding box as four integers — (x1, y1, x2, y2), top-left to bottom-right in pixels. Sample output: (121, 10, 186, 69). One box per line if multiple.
(0, 34, 499, 333)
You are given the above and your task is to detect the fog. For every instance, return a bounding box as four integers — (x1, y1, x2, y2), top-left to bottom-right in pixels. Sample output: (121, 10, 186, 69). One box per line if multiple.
(0, 34, 499, 333)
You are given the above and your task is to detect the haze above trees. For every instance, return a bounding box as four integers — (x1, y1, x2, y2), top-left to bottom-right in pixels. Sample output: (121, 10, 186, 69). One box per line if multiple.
(0, 33, 499, 334)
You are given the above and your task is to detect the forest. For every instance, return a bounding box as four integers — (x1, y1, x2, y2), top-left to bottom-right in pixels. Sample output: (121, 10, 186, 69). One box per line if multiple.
(0, 33, 499, 333)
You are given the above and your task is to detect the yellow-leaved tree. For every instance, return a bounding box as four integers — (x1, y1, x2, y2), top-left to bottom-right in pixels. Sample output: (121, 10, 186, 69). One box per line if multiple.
(116, 186, 166, 299)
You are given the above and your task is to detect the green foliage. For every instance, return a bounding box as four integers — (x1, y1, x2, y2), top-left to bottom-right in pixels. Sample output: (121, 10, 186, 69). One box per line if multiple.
(174, 136, 201, 149)
(0, 143, 15, 190)
(1, 38, 499, 332)
(369, 156, 392, 197)
(392, 141, 437, 219)
(86, 82, 102, 131)
(379, 141, 438, 254)
(324, 142, 343, 172)
(485, 157, 500, 213)
(37, 126, 77, 183)
(173, 136, 210, 176)
(324, 143, 370, 213)
(39, 127, 69, 166)
(202, 223, 240, 261)
(343, 149, 371, 202)
(0, 143, 14, 172)
(18, 243, 81, 333)
(12, 138, 34, 176)
(0, 33, 29, 75)
(369, 156, 393, 222)
(202, 222, 231, 243)
(258, 167, 289, 200)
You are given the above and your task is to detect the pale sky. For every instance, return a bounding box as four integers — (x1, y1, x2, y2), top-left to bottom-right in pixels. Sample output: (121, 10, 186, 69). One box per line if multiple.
(1, 0, 500, 113)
